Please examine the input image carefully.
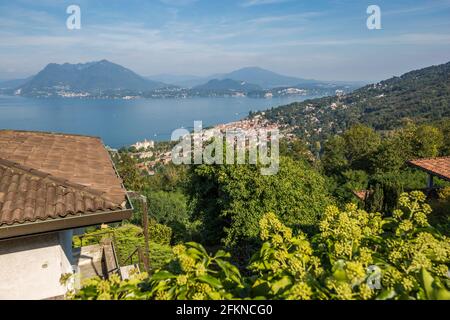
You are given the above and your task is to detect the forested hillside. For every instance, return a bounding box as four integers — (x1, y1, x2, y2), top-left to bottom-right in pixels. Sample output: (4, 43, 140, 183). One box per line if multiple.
(261, 62, 450, 143)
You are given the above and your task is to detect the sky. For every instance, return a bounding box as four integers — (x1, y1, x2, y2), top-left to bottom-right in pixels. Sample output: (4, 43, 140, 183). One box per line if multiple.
(0, 0, 449, 82)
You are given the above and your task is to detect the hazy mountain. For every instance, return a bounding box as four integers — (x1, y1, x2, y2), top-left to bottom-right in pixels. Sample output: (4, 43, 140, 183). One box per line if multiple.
(216, 67, 311, 88)
(18, 60, 167, 95)
(0, 76, 34, 89)
(147, 74, 210, 88)
(152, 67, 361, 90)
(193, 79, 262, 92)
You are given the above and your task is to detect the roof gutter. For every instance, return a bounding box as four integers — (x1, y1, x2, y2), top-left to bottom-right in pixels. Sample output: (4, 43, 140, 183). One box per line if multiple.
(407, 161, 450, 182)
(0, 207, 133, 241)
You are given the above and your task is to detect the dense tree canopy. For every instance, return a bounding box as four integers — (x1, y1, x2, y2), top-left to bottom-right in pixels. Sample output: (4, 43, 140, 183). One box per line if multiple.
(187, 156, 333, 251)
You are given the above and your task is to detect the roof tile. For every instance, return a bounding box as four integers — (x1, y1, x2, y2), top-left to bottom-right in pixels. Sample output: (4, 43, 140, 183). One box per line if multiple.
(0, 130, 128, 228)
(0, 160, 124, 226)
(408, 157, 450, 182)
(0, 130, 125, 204)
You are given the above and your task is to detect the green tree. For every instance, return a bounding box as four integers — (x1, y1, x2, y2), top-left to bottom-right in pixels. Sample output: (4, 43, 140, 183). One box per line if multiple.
(342, 124, 381, 172)
(187, 156, 333, 250)
(322, 125, 381, 175)
(412, 125, 444, 158)
(115, 153, 146, 191)
(279, 138, 315, 163)
(321, 135, 349, 175)
(146, 191, 199, 243)
(147, 163, 188, 192)
(372, 132, 412, 173)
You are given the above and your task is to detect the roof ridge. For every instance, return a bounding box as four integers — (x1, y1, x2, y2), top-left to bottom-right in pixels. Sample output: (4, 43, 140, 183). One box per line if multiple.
(0, 158, 122, 207)
(408, 156, 450, 162)
(0, 129, 102, 141)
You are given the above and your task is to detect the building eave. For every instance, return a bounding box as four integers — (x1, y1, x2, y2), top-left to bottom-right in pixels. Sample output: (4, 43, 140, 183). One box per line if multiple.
(0, 208, 132, 241)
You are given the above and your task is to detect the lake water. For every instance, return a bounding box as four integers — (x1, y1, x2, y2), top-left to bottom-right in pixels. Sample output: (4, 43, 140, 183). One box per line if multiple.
(0, 95, 315, 148)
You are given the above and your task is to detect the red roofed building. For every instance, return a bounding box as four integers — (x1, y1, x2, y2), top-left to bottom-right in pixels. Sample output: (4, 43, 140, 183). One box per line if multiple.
(407, 157, 450, 188)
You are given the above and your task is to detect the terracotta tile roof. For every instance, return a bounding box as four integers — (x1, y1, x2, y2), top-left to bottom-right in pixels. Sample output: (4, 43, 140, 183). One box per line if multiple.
(0, 159, 123, 226)
(353, 190, 372, 201)
(0, 130, 126, 204)
(408, 157, 450, 182)
(0, 130, 128, 228)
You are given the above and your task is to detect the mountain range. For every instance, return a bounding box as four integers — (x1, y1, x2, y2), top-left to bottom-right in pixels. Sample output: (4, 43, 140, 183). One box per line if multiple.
(1, 60, 362, 98)
(147, 66, 360, 89)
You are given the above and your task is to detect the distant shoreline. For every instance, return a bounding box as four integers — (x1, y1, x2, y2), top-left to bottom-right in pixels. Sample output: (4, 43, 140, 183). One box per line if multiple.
(0, 94, 314, 148)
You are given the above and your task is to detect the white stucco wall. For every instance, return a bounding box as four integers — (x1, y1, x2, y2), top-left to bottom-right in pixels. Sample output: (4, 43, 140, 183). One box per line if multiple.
(0, 231, 73, 300)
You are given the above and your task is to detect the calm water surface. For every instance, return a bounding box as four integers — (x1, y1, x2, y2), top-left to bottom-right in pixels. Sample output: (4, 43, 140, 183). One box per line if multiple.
(0, 95, 315, 148)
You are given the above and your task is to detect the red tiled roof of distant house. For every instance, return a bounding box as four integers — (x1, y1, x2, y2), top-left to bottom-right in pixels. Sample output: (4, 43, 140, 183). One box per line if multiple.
(353, 190, 372, 201)
(408, 157, 450, 182)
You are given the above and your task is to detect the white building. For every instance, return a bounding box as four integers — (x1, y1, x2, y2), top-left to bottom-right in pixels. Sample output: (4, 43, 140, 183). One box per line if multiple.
(132, 139, 154, 150)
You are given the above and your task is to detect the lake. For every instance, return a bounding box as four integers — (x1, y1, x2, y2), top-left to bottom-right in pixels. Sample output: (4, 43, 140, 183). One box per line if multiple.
(0, 95, 316, 148)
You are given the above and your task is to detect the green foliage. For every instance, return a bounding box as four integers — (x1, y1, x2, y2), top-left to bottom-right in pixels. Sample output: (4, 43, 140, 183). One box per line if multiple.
(322, 135, 348, 175)
(71, 192, 450, 300)
(262, 62, 450, 144)
(412, 125, 444, 158)
(279, 138, 316, 163)
(146, 163, 188, 192)
(148, 220, 172, 246)
(322, 125, 381, 175)
(146, 191, 198, 243)
(144, 243, 244, 300)
(437, 119, 450, 155)
(71, 243, 243, 300)
(73, 224, 173, 271)
(187, 156, 333, 249)
(149, 242, 174, 270)
(114, 153, 146, 191)
(147, 191, 188, 225)
(68, 273, 150, 300)
(428, 187, 450, 236)
(321, 123, 448, 209)
(343, 125, 381, 171)
(113, 224, 172, 270)
(365, 172, 404, 213)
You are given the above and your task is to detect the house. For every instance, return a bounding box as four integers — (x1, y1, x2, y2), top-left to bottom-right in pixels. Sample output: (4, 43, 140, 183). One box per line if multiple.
(408, 157, 450, 189)
(353, 157, 450, 203)
(0, 130, 132, 300)
(352, 190, 372, 202)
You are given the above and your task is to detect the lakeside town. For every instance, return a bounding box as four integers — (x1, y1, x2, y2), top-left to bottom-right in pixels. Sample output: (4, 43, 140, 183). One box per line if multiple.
(115, 115, 280, 175)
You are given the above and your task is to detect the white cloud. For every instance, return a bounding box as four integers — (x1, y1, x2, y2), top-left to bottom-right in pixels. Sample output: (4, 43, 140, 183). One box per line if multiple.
(241, 0, 292, 7)
(159, 0, 198, 6)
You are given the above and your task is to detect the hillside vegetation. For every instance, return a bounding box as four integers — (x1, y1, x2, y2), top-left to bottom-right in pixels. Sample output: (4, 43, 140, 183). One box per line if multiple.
(261, 62, 450, 143)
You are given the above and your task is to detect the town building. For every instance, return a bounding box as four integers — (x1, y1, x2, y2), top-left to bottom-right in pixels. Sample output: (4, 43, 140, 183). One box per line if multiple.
(132, 139, 154, 151)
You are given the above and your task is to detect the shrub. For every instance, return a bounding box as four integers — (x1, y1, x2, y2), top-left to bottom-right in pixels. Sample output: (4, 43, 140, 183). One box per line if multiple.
(71, 192, 450, 300)
(73, 223, 173, 271)
(148, 220, 172, 246)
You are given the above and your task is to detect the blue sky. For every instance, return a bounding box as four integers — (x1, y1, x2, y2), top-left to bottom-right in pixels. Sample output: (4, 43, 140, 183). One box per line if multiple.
(0, 0, 449, 81)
